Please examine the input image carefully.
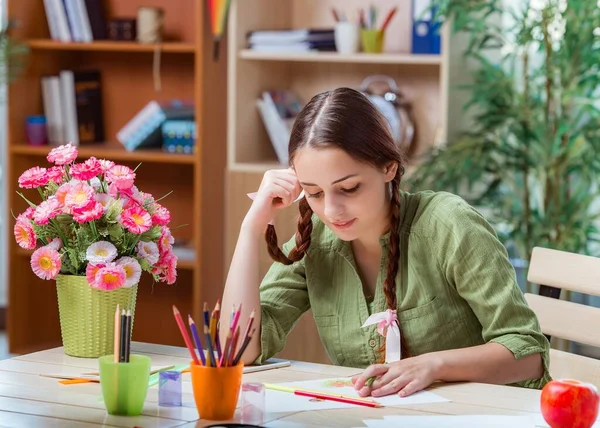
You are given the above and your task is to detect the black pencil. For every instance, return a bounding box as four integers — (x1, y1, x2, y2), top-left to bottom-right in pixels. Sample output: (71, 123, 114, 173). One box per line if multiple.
(123, 309, 131, 363)
(119, 309, 127, 362)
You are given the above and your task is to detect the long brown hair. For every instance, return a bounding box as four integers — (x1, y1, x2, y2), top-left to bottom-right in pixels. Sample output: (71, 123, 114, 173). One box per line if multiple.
(265, 87, 408, 358)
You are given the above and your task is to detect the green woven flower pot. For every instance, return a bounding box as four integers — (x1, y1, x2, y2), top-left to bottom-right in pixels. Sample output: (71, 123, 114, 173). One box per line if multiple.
(56, 274, 138, 358)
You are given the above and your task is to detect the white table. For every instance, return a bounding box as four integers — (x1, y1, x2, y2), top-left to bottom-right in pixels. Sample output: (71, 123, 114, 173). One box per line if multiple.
(0, 341, 548, 427)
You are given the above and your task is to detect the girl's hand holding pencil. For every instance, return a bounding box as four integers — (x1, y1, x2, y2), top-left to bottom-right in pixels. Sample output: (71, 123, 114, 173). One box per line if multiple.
(172, 301, 256, 368)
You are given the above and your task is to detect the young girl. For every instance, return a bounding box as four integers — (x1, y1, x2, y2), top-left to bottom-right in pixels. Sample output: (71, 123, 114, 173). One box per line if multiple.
(221, 87, 551, 398)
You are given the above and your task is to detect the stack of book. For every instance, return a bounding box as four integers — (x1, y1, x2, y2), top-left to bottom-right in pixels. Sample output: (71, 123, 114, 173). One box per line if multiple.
(43, 0, 107, 42)
(256, 90, 304, 165)
(41, 70, 104, 146)
(247, 28, 336, 53)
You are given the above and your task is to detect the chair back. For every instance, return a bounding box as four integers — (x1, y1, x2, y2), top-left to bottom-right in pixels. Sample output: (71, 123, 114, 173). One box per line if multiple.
(526, 247, 600, 387)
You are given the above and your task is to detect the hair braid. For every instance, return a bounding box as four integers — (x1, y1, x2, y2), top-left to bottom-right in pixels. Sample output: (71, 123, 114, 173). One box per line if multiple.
(265, 198, 313, 265)
(380, 169, 410, 359)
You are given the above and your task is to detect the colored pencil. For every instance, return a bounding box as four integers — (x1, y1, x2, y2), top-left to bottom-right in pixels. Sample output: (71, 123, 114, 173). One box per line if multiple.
(331, 8, 340, 22)
(123, 309, 131, 363)
(380, 7, 397, 31)
(188, 315, 206, 366)
(203, 302, 210, 327)
(172, 305, 200, 365)
(229, 325, 240, 366)
(232, 327, 256, 366)
(204, 324, 217, 367)
(119, 309, 127, 363)
(113, 304, 120, 363)
(209, 300, 219, 345)
(220, 328, 232, 367)
(263, 383, 383, 408)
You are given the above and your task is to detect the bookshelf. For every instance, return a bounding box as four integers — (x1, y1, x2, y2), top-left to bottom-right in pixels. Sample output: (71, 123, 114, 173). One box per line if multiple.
(225, 0, 467, 364)
(6, 0, 227, 354)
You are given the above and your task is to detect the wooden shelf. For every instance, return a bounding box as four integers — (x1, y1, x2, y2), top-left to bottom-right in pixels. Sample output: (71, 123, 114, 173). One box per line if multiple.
(27, 39, 196, 54)
(10, 144, 197, 165)
(239, 49, 442, 65)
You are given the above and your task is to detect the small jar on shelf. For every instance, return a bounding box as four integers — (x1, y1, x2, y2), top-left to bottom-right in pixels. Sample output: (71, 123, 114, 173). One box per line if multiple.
(25, 115, 48, 146)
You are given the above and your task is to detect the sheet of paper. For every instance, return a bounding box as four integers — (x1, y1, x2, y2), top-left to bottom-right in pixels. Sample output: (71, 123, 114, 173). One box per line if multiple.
(380, 415, 536, 427)
(265, 377, 449, 414)
(533, 413, 600, 427)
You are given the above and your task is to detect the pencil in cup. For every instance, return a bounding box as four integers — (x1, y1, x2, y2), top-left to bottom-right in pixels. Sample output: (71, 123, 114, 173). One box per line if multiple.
(190, 360, 244, 420)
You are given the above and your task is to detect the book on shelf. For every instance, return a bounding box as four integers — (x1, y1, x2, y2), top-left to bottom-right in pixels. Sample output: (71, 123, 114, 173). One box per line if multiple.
(43, 0, 105, 42)
(41, 69, 104, 146)
(256, 90, 304, 165)
(116, 100, 195, 152)
(247, 28, 335, 53)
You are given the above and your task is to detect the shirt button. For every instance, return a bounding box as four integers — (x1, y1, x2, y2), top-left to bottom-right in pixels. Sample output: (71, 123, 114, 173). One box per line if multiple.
(369, 339, 377, 348)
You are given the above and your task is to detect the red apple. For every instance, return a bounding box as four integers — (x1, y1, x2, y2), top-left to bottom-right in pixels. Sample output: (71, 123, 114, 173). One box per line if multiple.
(541, 379, 600, 428)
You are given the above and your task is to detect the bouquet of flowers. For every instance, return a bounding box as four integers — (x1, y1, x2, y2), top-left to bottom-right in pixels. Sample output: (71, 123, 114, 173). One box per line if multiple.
(13, 143, 178, 289)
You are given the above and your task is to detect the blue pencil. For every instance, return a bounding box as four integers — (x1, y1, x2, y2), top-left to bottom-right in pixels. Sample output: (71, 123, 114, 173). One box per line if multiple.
(204, 324, 217, 367)
(188, 315, 206, 366)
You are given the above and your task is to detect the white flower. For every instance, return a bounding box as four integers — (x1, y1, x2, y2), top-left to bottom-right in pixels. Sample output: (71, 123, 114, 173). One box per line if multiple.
(116, 256, 142, 288)
(47, 238, 63, 251)
(136, 241, 159, 266)
(90, 177, 102, 189)
(86, 241, 118, 264)
(95, 193, 113, 213)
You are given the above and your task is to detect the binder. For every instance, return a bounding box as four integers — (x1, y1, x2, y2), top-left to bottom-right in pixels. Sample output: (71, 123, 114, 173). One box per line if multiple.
(411, 0, 441, 54)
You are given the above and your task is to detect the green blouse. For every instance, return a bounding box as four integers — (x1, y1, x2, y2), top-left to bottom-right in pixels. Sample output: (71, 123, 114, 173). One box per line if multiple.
(256, 190, 551, 389)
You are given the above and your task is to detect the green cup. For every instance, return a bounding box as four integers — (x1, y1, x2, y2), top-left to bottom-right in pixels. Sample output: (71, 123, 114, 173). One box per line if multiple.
(98, 354, 151, 416)
(361, 29, 385, 53)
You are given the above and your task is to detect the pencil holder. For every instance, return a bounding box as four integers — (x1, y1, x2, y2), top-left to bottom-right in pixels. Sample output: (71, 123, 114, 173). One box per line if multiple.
(191, 361, 244, 420)
(98, 354, 151, 416)
(361, 29, 385, 53)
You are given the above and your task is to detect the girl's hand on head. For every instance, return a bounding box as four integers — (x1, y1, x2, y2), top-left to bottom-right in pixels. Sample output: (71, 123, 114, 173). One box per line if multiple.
(244, 168, 303, 231)
(351, 354, 442, 398)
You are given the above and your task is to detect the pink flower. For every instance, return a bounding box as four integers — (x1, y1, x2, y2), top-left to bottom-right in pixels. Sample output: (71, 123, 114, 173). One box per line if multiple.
(95, 193, 114, 212)
(47, 143, 78, 165)
(30, 246, 61, 280)
(18, 207, 35, 221)
(72, 200, 104, 223)
(18, 166, 49, 188)
(98, 159, 115, 173)
(47, 238, 63, 251)
(14, 218, 36, 249)
(33, 196, 62, 225)
(153, 251, 177, 284)
(120, 206, 152, 234)
(93, 263, 126, 291)
(106, 165, 135, 190)
(70, 157, 102, 181)
(64, 182, 95, 210)
(158, 226, 174, 255)
(86, 263, 105, 287)
(136, 240, 160, 265)
(151, 204, 171, 226)
(116, 257, 142, 288)
(46, 166, 65, 184)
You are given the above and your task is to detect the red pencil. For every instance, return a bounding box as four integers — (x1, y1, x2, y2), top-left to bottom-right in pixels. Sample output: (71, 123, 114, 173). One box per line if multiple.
(294, 390, 383, 408)
(380, 7, 398, 31)
(172, 305, 200, 365)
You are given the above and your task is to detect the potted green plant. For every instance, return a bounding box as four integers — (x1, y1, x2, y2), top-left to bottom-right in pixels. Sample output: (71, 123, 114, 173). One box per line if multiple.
(406, 0, 600, 292)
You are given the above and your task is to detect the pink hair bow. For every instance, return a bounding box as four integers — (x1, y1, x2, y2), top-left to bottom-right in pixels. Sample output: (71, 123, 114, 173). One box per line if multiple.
(361, 308, 401, 363)
(246, 190, 305, 226)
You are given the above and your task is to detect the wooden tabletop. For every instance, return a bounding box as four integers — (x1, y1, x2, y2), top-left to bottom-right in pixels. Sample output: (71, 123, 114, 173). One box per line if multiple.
(0, 341, 551, 427)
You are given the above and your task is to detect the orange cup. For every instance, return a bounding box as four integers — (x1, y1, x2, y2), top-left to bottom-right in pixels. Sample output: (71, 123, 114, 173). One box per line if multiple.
(190, 361, 244, 420)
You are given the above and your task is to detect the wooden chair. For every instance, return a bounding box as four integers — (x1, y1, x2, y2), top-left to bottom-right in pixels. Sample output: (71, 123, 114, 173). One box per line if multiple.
(526, 247, 600, 388)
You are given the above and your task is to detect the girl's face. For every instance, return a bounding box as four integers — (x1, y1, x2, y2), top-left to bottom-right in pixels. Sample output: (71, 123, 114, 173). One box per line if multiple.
(293, 146, 397, 242)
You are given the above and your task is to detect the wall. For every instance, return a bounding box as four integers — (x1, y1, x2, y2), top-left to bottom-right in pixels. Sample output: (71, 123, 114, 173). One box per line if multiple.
(0, 0, 6, 308)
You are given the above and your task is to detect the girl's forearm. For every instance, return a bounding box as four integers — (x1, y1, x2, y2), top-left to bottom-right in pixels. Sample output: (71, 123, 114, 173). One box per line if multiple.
(220, 220, 264, 364)
(433, 342, 543, 385)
